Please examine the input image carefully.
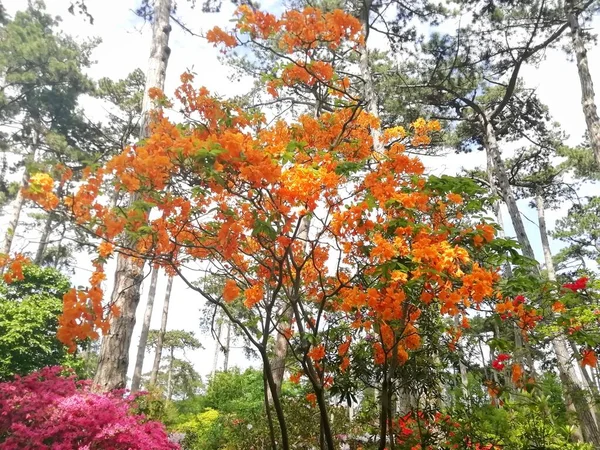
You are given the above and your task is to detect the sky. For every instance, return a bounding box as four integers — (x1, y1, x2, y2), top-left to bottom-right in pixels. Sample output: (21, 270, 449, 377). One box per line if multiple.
(3, 0, 600, 387)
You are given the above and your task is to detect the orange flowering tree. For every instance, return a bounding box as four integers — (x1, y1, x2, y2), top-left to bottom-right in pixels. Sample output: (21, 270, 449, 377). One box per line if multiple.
(20, 6, 522, 449)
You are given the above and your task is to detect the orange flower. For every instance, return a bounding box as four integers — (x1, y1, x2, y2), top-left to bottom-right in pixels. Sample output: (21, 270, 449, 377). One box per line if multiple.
(581, 349, 598, 368)
(244, 284, 264, 308)
(306, 393, 317, 407)
(552, 301, 566, 313)
(308, 344, 326, 362)
(340, 356, 350, 372)
(289, 372, 301, 384)
(511, 363, 523, 384)
(98, 242, 114, 258)
(223, 279, 240, 303)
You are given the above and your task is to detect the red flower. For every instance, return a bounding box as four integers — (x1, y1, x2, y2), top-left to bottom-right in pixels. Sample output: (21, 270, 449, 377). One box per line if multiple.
(563, 277, 589, 292)
(492, 353, 511, 371)
(512, 295, 525, 306)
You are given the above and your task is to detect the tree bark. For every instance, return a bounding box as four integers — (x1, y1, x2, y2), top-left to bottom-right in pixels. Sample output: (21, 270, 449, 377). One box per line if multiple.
(484, 122, 536, 260)
(94, 0, 172, 391)
(268, 216, 310, 402)
(131, 265, 160, 392)
(150, 274, 173, 386)
(268, 306, 292, 401)
(167, 345, 174, 401)
(1, 155, 32, 258)
(359, 0, 384, 155)
(566, 1, 600, 166)
(223, 321, 231, 372)
(211, 315, 223, 375)
(34, 214, 53, 265)
(93, 253, 145, 390)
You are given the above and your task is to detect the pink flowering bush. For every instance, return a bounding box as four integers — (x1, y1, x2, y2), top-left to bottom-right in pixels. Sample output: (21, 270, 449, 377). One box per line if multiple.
(0, 367, 179, 449)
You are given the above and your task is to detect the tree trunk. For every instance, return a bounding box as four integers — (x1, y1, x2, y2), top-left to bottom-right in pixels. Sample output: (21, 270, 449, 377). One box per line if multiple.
(167, 345, 174, 401)
(223, 321, 231, 372)
(94, 0, 172, 391)
(359, 0, 384, 155)
(131, 265, 160, 392)
(454, 315, 469, 395)
(536, 194, 600, 444)
(34, 214, 53, 265)
(268, 307, 292, 401)
(150, 275, 173, 385)
(211, 315, 222, 375)
(1, 158, 31, 258)
(93, 253, 145, 390)
(566, 1, 600, 166)
(268, 216, 310, 402)
(484, 122, 536, 260)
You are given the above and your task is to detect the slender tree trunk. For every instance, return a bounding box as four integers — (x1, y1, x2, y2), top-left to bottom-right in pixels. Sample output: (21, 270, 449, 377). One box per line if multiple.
(34, 214, 53, 265)
(484, 122, 536, 260)
(268, 216, 310, 402)
(1, 156, 32, 258)
(94, 0, 172, 391)
(454, 315, 469, 395)
(359, 0, 384, 155)
(263, 350, 290, 450)
(150, 275, 173, 385)
(131, 265, 160, 392)
(167, 345, 174, 401)
(223, 321, 231, 372)
(536, 194, 600, 445)
(212, 316, 222, 375)
(566, 1, 600, 166)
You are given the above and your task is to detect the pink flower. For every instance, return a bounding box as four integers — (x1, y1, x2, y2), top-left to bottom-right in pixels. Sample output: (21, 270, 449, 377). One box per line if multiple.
(0, 367, 178, 449)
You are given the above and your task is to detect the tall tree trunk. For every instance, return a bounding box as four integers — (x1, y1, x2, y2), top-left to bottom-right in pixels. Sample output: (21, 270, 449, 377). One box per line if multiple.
(566, 1, 600, 166)
(223, 321, 231, 372)
(359, 0, 384, 155)
(536, 194, 600, 444)
(1, 154, 33, 258)
(34, 214, 53, 265)
(268, 215, 311, 402)
(484, 122, 536, 260)
(94, 0, 172, 391)
(131, 265, 160, 392)
(150, 274, 173, 385)
(167, 345, 174, 401)
(268, 306, 292, 401)
(211, 315, 223, 375)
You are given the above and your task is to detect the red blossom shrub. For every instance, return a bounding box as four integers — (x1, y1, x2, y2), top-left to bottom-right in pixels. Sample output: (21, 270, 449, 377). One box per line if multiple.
(0, 367, 179, 449)
(562, 276, 589, 292)
(491, 353, 511, 371)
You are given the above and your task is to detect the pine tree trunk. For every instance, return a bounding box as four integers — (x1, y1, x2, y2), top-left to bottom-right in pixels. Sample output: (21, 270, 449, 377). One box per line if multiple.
(150, 275, 173, 385)
(167, 345, 174, 401)
(93, 0, 172, 391)
(566, 1, 600, 166)
(536, 194, 600, 445)
(359, 0, 384, 155)
(131, 265, 160, 392)
(1, 159, 31, 258)
(34, 214, 53, 265)
(211, 316, 222, 375)
(484, 122, 536, 260)
(223, 321, 231, 372)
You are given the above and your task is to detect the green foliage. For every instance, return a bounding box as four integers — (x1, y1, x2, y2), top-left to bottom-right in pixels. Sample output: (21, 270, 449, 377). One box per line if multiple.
(0, 264, 80, 380)
(449, 374, 591, 450)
